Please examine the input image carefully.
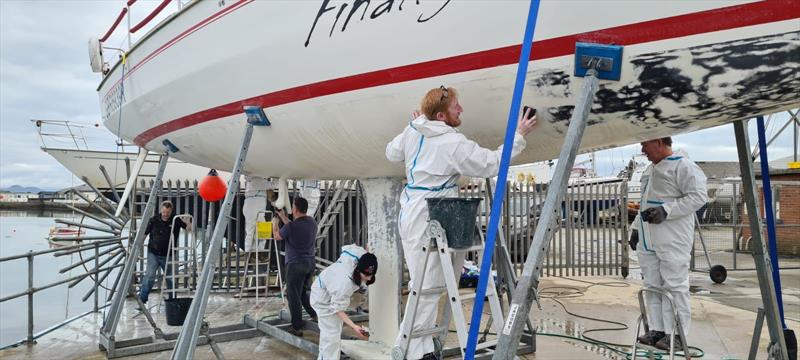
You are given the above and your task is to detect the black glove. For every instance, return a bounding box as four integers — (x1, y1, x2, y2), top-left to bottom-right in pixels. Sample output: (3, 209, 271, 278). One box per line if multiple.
(629, 230, 638, 251)
(642, 206, 667, 224)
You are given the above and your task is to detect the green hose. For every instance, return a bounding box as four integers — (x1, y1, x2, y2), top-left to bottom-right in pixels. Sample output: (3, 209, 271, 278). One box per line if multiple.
(534, 277, 706, 359)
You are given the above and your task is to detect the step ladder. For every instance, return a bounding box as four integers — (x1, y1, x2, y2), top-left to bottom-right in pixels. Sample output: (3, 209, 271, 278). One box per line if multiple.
(630, 288, 691, 360)
(130, 176, 162, 296)
(316, 179, 353, 241)
(239, 211, 285, 305)
(314, 179, 353, 269)
(161, 214, 197, 301)
(133, 214, 196, 336)
(393, 220, 507, 360)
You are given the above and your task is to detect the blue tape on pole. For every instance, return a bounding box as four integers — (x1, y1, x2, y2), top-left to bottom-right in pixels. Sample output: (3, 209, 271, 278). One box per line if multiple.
(464, 1, 541, 358)
(756, 116, 787, 329)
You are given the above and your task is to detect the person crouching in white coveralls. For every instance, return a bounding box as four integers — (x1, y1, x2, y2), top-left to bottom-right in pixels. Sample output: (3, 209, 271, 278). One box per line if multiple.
(631, 137, 707, 351)
(242, 176, 277, 252)
(386, 85, 538, 360)
(310, 244, 377, 360)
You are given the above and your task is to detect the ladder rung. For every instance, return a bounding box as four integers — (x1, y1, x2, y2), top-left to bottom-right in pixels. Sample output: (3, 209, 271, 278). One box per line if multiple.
(164, 288, 191, 292)
(410, 327, 444, 339)
(240, 286, 280, 291)
(244, 274, 270, 278)
(475, 339, 498, 351)
(420, 287, 447, 296)
(460, 290, 495, 301)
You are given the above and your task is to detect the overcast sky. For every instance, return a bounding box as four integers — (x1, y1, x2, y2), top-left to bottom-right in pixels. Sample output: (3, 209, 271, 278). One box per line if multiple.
(0, 1, 797, 190)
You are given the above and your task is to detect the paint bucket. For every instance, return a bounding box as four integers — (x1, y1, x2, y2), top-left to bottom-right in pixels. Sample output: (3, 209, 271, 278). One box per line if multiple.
(165, 297, 193, 326)
(426, 198, 482, 249)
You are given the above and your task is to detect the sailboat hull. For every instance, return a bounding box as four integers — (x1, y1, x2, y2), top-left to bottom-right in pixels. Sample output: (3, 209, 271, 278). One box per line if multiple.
(97, 0, 800, 179)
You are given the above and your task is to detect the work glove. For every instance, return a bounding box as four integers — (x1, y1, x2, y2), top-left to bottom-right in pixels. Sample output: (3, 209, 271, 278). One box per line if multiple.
(629, 230, 638, 251)
(642, 206, 667, 224)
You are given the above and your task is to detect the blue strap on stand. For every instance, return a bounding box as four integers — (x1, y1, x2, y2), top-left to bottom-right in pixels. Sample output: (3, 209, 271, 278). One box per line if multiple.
(464, 1, 541, 358)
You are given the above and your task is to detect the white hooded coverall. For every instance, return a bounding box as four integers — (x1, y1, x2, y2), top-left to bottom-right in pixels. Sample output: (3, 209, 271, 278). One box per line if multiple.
(386, 116, 527, 359)
(310, 244, 367, 360)
(243, 176, 277, 252)
(632, 150, 707, 336)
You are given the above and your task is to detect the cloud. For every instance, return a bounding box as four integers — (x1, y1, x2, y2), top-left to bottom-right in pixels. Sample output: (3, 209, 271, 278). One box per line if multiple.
(592, 112, 798, 177)
(0, 0, 169, 189)
(0, 1, 797, 190)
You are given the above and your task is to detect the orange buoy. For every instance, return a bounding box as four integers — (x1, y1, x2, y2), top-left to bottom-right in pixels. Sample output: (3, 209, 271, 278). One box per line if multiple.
(199, 169, 227, 202)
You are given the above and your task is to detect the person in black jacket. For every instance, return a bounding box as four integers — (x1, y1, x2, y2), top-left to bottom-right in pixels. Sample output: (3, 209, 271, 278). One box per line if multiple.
(138, 200, 192, 304)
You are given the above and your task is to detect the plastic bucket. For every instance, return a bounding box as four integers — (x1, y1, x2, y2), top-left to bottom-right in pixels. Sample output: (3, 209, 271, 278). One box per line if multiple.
(256, 221, 272, 239)
(426, 197, 482, 249)
(165, 297, 193, 326)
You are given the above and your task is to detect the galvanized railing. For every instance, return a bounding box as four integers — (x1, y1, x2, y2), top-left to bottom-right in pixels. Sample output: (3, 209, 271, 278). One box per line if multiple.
(130, 179, 367, 292)
(460, 178, 628, 277)
(0, 238, 123, 349)
(693, 179, 800, 271)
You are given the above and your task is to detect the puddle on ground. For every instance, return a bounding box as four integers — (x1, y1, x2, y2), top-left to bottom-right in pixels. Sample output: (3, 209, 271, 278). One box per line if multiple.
(533, 318, 623, 359)
(689, 285, 722, 295)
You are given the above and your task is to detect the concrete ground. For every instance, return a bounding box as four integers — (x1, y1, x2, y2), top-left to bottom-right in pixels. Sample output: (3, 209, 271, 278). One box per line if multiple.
(1, 263, 797, 360)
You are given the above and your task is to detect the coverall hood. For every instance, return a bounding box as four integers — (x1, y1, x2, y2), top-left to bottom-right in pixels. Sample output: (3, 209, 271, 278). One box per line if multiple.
(410, 116, 457, 138)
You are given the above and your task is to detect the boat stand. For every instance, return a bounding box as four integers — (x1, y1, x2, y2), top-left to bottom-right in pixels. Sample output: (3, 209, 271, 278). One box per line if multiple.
(493, 43, 616, 357)
(735, 118, 791, 360)
(494, 58, 791, 359)
(169, 106, 271, 360)
(98, 106, 272, 359)
(242, 309, 369, 356)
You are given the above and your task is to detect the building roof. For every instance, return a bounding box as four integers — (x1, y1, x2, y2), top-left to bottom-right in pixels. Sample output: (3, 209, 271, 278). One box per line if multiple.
(695, 161, 741, 180)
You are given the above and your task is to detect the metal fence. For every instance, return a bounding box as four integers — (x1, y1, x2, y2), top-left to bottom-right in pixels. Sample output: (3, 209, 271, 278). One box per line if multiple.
(131, 179, 368, 292)
(460, 179, 628, 278)
(0, 239, 121, 348)
(0, 176, 630, 348)
(135, 177, 629, 290)
(693, 180, 800, 272)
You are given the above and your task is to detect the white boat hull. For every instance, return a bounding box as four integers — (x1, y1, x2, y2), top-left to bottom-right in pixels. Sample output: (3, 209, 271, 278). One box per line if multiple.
(97, 0, 800, 179)
(44, 148, 232, 188)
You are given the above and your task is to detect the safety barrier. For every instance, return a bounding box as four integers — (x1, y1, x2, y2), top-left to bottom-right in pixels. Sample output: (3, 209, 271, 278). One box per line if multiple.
(460, 179, 628, 277)
(693, 179, 800, 272)
(98, 0, 185, 44)
(0, 239, 123, 349)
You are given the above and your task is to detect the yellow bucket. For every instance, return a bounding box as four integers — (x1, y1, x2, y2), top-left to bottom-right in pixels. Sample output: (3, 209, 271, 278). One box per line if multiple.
(257, 221, 272, 239)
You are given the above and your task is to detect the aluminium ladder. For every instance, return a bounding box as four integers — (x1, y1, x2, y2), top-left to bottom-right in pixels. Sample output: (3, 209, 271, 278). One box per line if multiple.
(393, 220, 507, 359)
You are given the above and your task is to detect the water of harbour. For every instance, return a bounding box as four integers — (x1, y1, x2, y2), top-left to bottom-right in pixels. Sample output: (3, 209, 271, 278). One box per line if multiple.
(0, 210, 118, 348)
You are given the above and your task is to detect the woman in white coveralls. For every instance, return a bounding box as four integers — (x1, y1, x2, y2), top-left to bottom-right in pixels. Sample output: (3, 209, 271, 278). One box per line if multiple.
(310, 244, 377, 360)
(385, 86, 538, 360)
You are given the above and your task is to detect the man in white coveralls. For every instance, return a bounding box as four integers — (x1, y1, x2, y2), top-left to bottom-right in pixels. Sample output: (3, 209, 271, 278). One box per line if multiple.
(632, 137, 707, 351)
(386, 85, 538, 360)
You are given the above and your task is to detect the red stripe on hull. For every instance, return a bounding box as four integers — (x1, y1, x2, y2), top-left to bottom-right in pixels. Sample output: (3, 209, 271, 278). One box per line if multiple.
(131, 0, 799, 146)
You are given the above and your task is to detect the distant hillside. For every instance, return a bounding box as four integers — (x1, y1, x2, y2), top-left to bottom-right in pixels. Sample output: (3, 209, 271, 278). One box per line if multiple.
(0, 185, 44, 193)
